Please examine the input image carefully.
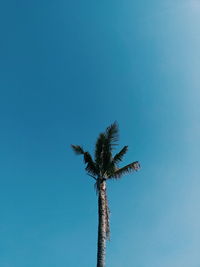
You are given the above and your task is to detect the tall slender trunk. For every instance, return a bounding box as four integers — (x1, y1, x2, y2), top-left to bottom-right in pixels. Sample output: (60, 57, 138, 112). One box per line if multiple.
(97, 180, 107, 267)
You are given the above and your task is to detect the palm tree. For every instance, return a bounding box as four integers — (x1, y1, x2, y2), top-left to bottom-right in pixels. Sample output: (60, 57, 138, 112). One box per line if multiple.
(71, 122, 140, 267)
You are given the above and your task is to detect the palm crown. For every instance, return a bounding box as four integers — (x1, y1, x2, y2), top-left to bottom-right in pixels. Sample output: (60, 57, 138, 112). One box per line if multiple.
(71, 122, 140, 184)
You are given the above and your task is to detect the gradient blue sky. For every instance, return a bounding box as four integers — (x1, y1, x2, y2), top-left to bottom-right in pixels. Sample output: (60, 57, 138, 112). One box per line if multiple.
(0, 1, 200, 266)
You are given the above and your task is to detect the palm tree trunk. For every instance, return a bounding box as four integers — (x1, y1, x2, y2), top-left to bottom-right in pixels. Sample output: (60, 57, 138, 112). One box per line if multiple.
(97, 180, 107, 267)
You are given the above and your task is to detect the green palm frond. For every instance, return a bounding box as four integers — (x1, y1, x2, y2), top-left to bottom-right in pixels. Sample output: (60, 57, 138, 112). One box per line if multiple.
(108, 161, 140, 179)
(101, 138, 113, 176)
(71, 145, 98, 176)
(104, 161, 117, 178)
(95, 133, 106, 171)
(112, 146, 128, 165)
(84, 151, 98, 176)
(98, 122, 119, 175)
(71, 145, 84, 155)
(105, 121, 119, 148)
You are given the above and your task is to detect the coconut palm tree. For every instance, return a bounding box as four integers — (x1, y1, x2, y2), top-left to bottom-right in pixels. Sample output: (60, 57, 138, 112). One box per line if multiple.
(71, 122, 140, 267)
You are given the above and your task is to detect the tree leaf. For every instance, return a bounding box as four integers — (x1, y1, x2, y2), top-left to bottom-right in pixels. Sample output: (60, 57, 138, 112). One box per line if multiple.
(105, 121, 119, 148)
(108, 161, 140, 179)
(71, 145, 84, 155)
(112, 146, 128, 165)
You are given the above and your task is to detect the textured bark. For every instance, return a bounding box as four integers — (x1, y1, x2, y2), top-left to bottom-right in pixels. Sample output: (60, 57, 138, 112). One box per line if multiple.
(97, 180, 107, 267)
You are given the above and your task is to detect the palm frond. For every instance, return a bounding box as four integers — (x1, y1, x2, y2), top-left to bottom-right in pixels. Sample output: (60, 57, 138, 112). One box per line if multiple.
(71, 145, 98, 176)
(84, 151, 98, 176)
(95, 133, 106, 172)
(104, 161, 116, 178)
(109, 161, 140, 179)
(105, 121, 119, 148)
(101, 138, 113, 176)
(99, 122, 119, 175)
(71, 145, 84, 155)
(112, 146, 128, 165)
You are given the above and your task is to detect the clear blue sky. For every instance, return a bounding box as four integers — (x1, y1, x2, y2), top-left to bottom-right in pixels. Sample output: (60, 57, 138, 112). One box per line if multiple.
(0, 1, 200, 266)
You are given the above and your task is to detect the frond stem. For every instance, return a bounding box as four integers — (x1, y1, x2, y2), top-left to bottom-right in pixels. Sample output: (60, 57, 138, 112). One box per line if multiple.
(87, 174, 97, 180)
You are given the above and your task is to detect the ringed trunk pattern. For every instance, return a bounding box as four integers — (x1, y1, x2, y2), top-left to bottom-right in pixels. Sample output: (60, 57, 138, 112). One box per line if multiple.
(97, 180, 108, 267)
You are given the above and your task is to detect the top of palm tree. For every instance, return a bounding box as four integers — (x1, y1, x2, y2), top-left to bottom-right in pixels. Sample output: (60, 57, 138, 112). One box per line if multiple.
(71, 121, 140, 181)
